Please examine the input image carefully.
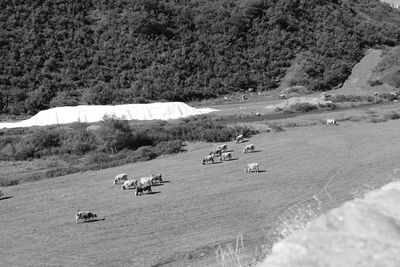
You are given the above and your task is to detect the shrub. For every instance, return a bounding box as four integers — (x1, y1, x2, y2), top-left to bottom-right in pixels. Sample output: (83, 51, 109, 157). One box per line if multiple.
(384, 111, 400, 120)
(290, 103, 318, 112)
(333, 94, 365, 102)
(86, 152, 112, 164)
(318, 102, 336, 110)
(268, 123, 285, 132)
(368, 116, 388, 123)
(136, 146, 158, 160)
(368, 79, 383, 86)
(154, 140, 183, 155)
(379, 93, 398, 101)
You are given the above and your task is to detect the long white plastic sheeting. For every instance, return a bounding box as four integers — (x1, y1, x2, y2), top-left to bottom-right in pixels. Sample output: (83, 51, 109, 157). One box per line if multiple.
(0, 102, 218, 129)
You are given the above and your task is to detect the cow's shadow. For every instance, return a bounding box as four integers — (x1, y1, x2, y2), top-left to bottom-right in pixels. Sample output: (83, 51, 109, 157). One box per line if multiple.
(146, 191, 161, 195)
(80, 218, 106, 224)
(211, 161, 222, 164)
(151, 183, 164, 187)
(240, 140, 249, 143)
(252, 150, 262, 153)
(223, 158, 239, 161)
(225, 150, 235, 153)
(161, 180, 170, 183)
(0, 196, 13, 200)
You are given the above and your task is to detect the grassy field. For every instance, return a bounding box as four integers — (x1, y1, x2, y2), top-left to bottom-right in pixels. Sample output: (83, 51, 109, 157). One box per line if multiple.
(1, 117, 400, 266)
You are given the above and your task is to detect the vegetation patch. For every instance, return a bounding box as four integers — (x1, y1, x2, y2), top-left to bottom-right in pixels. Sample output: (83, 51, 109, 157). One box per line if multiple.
(0, 116, 257, 185)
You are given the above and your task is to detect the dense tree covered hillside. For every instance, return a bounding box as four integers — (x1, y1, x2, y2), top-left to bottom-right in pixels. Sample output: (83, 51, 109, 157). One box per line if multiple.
(1, 0, 400, 115)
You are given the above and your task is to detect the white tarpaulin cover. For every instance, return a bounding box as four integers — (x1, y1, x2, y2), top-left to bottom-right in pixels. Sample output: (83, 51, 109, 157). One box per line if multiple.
(259, 181, 400, 267)
(0, 102, 218, 129)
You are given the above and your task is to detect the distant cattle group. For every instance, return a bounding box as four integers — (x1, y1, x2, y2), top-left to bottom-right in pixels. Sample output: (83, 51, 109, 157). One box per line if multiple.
(201, 136, 262, 174)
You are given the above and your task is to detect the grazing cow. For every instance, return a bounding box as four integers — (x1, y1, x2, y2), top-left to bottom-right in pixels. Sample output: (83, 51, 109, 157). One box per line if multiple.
(220, 152, 232, 161)
(113, 173, 128, 185)
(75, 210, 97, 224)
(224, 96, 229, 101)
(243, 144, 255, 154)
(235, 134, 244, 143)
(217, 144, 228, 152)
(202, 154, 215, 165)
(390, 92, 398, 99)
(241, 95, 247, 101)
(373, 92, 379, 97)
(326, 119, 337, 126)
(151, 173, 163, 184)
(246, 163, 259, 173)
(121, 179, 137, 190)
(209, 148, 222, 157)
(139, 176, 153, 187)
(135, 184, 152, 196)
(279, 94, 287, 99)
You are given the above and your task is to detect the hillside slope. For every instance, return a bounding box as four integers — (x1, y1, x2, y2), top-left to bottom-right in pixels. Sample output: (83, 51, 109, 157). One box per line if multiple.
(1, 0, 400, 115)
(1, 119, 400, 266)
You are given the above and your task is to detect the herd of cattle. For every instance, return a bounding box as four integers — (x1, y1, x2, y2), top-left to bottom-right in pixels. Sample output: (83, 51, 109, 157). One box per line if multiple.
(202, 134, 260, 173)
(73, 134, 261, 223)
(113, 172, 163, 195)
(74, 173, 163, 223)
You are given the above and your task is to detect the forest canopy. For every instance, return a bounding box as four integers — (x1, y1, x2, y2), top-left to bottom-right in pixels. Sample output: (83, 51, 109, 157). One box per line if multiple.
(1, 0, 400, 115)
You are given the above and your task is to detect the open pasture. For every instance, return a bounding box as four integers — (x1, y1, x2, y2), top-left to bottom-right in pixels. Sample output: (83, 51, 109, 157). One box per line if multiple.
(1, 119, 400, 266)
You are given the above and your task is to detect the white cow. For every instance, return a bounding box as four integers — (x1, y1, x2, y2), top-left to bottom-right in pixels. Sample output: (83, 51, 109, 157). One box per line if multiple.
(202, 154, 215, 165)
(139, 176, 153, 187)
(220, 152, 232, 161)
(243, 144, 255, 154)
(217, 144, 228, 152)
(235, 134, 244, 143)
(246, 163, 259, 173)
(113, 173, 128, 185)
(151, 173, 163, 184)
(121, 179, 137, 190)
(326, 119, 337, 126)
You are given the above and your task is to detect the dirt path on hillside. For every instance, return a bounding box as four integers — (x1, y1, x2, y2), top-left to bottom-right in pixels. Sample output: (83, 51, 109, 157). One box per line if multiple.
(327, 49, 382, 95)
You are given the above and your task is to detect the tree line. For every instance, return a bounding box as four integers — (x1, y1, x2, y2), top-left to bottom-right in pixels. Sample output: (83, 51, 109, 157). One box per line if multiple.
(1, 0, 400, 115)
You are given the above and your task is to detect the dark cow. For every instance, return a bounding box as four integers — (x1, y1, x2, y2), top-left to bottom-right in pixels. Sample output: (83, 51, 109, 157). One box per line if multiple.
(135, 184, 152, 196)
(209, 148, 222, 157)
(75, 210, 97, 223)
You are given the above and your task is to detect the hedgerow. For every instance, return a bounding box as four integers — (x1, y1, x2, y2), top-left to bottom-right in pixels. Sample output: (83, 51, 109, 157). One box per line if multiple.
(0, 116, 257, 161)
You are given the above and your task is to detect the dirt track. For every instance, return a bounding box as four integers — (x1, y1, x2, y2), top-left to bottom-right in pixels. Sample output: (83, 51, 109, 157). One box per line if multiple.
(1, 118, 400, 266)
